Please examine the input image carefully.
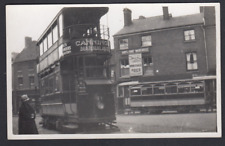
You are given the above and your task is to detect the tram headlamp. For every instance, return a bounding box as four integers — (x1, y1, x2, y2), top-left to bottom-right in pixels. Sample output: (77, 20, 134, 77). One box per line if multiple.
(95, 95, 105, 110)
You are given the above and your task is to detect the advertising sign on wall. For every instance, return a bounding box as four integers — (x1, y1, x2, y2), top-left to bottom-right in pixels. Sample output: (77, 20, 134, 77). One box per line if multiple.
(129, 53, 143, 76)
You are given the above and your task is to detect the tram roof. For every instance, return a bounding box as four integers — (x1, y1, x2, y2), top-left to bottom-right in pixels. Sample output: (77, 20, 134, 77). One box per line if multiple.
(37, 7, 108, 44)
(118, 75, 216, 86)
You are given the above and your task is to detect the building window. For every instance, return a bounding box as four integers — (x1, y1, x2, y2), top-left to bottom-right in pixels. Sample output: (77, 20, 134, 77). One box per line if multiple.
(141, 35, 152, 46)
(143, 56, 154, 75)
(120, 59, 129, 77)
(143, 56, 152, 66)
(186, 52, 198, 70)
(18, 77, 23, 86)
(119, 38, 128, 50)
(184, 30, 195, 41)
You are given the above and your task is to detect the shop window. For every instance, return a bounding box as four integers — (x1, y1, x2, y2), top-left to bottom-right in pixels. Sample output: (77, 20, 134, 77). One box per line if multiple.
(119, 38, 128, 50)
(143, 56, 153, 75)
(120, 59, 129, 77)
(184, 30, 195, 41)
(141, 35, 152, 46)
(186, 52, 198, 70)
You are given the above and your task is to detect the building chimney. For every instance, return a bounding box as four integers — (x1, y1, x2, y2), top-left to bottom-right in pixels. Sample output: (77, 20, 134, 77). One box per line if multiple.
(163, 7, 170, 20)
(139, 15, 146, 19)
(200, 6, 215, 26)
(123, 8, 132, 26)
(25, 37, 32, 48)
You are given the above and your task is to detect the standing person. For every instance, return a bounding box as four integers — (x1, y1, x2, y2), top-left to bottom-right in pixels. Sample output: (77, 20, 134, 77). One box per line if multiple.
(18, 94, 38, 134)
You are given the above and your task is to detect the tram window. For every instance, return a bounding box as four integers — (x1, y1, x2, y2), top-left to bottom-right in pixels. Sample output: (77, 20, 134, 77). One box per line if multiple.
(40, 80, 45, 96)
(44, 79, 49, 94)
(178, 82, 191, 93)
(39, 42, 44, 56)
(48, 77, 54, 93)
(53, 25, 58, 43)
(165, 83, 177, 94)
(43, 38, 48, 52)
(47, 32, 53, 48)
(59, 14, 63, 37)
(142, 87, 153, 95)
(153, 84, 165, 94)
(130, 88, 141, 96)
(191, 81, 204, 92)
(55, 75, 60, 92)
(118, 86, 124, 97)
(85, 57, 108, 78)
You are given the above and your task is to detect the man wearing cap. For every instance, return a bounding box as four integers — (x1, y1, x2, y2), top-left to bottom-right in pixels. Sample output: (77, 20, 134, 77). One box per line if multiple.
(18, 94, 38, 134)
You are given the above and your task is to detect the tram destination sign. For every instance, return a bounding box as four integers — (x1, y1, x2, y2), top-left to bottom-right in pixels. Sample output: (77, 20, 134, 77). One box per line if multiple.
(74, 38, 110, 52)
(62, 38, 110, 55)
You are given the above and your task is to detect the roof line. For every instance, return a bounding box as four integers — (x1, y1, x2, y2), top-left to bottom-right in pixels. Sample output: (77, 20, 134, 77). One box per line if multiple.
(113, 23, 204, 37)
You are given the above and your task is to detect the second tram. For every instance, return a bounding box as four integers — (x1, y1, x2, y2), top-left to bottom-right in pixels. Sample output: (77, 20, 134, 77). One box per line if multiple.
(118, 76, 216, 114)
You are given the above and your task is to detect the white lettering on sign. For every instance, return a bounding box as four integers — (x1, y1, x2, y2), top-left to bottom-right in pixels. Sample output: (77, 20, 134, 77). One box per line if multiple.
(63, 45, 72, 55)
(121, 48, 149, 55)
(129, 53, 143, 76)
(75, 39, 108, 47)
(74, 38, 109, 52)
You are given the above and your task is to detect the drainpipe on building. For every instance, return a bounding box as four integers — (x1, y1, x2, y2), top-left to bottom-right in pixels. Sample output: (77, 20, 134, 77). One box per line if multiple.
(201, 24, 209, 74)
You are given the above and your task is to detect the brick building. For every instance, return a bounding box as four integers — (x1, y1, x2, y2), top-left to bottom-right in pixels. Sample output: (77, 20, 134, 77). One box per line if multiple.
(113, 6, 216, 112)
(12, 37, 40, 114)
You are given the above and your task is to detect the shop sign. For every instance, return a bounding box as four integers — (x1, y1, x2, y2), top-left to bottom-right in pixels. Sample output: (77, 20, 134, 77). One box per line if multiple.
(129, 53, 143, 76)
(121, 48, 149, 55)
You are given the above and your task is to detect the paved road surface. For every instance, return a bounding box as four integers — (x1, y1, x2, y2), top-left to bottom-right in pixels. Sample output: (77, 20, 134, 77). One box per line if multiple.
(12, 112, 217, 134)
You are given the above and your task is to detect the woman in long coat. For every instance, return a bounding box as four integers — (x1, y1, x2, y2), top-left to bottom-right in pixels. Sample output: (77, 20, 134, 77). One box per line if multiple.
(18, 94, 38, 134)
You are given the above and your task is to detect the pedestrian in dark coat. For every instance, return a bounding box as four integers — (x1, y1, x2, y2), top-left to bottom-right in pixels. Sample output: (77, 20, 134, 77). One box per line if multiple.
(18, 94, 38, 134)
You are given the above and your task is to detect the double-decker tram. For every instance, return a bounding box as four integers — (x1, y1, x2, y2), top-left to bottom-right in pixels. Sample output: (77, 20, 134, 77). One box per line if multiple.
(118, 76, 216, 114)
(36, 7, 117, 132)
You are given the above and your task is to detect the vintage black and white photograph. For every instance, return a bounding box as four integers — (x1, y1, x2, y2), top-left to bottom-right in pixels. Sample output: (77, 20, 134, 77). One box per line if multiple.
(6, 3, 221, 139)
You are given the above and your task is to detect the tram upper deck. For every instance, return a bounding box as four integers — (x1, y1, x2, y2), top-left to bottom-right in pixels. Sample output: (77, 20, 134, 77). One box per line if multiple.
(36, 7, 110, 74)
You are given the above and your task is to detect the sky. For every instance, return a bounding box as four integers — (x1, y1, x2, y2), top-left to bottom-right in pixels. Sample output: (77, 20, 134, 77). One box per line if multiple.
(6, 3, 216, 53)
